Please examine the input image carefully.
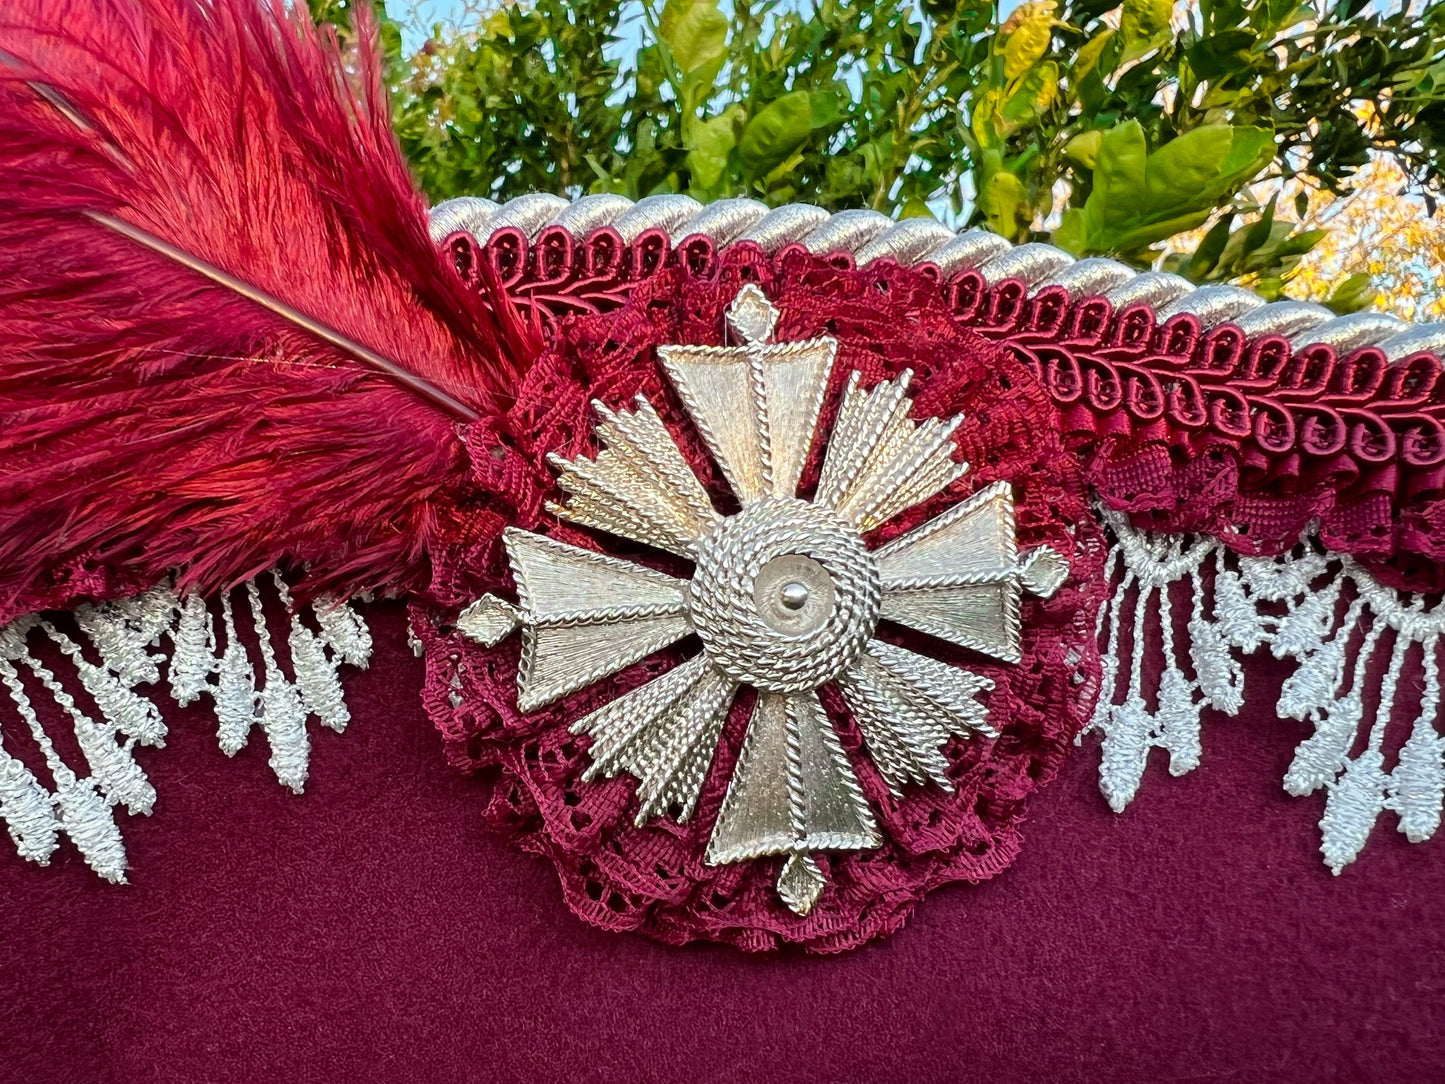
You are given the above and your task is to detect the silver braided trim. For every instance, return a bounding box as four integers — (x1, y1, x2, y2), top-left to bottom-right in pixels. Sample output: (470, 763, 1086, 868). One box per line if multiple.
(429, 193, 1445, 361)
(0, 575, 371, 882)
(1087, 509, 1443, 874)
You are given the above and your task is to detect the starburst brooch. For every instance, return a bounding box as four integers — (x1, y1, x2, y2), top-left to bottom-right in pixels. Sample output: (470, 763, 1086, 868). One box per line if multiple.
(460, 285, 1068, 914)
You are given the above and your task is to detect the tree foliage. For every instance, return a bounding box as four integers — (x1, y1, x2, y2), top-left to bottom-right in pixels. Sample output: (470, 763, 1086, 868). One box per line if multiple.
(1286, 151, 1445, 321)
(311, 0, 1445, 314)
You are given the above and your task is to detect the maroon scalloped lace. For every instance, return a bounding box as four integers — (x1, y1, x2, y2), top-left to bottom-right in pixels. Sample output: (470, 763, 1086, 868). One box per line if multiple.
(445, 228, 1445, 591)
(419, 247, 1107, 951)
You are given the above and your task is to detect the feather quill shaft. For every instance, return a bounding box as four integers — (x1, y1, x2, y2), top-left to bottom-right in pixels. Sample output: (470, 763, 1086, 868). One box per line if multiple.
(88, 211, 482, 422)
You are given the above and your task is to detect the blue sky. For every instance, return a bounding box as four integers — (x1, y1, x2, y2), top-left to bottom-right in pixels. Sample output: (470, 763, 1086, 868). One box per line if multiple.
(397, 1, 1027, 55)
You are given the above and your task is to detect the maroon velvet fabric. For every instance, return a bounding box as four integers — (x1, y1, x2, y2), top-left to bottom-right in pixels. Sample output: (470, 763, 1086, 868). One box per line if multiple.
(2, 602, 1441, 1082)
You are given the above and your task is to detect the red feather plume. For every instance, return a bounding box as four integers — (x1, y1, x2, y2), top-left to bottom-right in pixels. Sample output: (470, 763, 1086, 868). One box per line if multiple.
(0, 0, 522, 621)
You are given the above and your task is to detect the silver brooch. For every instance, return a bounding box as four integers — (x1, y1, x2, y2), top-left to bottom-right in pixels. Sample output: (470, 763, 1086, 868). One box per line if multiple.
(461, 285, 1068, 914)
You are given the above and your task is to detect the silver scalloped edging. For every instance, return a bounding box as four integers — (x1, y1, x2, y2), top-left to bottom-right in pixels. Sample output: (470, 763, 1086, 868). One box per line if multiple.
(429, 193, 1445, 362)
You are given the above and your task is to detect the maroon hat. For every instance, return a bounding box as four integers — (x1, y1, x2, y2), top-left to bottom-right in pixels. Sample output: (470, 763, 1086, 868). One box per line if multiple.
(1, 1, 1440, 1080)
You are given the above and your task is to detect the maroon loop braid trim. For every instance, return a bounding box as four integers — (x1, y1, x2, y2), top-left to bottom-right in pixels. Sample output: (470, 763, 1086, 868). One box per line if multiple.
(443, 228, 1445, 591)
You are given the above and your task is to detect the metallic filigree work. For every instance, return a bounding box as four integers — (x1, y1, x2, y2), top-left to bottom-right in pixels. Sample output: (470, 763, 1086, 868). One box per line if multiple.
(464, 285, 1066, 913)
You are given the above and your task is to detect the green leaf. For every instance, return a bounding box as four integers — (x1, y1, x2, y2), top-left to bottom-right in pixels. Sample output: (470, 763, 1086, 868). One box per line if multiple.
(1053, 208, 1088, 255)
(739, 91, 813, 178)
(1073, 30, 1116, 79)
(1241, 192, 1279, 255)
(481, 9, 512, 39)
(1181, 214, 1235, 280)
(1001, 61, 1059, 131)
(809, 84, 847, 130)
(899, 197, 936, 220)
(1106, 210, 1214, 255)
(1120, 0, 1174, 54)
(1092, 120, 1149, 231)
(1056, 121, 1276, 256)
(1144, 125, 1275, 215)
(1273, 228, 1328, 258)
(859, 135, 891, 189)
(978, 168, 1031, 241)
(1327, 272, 1378, 314)
(970, 88, 1008, 147)
(685, 106, 744, 192)
(1184, 30, 1256, 81)
(1064, 129, 1103, 170)
(659, 0, 729, 76)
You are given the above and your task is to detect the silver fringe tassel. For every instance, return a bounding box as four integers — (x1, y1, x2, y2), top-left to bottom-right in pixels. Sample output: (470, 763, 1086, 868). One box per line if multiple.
(1088, 508, 1444, 873)
(0, 574, 371, 882)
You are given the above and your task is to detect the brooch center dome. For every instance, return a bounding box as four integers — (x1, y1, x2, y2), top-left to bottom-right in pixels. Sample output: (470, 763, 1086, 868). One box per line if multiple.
(689, 497, 880, 693)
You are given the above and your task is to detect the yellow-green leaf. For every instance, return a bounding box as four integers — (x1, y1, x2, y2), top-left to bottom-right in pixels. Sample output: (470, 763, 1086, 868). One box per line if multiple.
(899, 197, 935, 220)
(971, 88, 1007, 147)
(999, 1, 1057, 82)
(1064, 130, 1102, 170)
(1073, 29, 1115, 78)
(1056, 120, 1276, 256)
(1001, 61, 1059, 131)
(481, 10, 512, 39)
(659, 0, 729, 76)
(685, 106, 744, 191)
(978, 169, 1031, 241)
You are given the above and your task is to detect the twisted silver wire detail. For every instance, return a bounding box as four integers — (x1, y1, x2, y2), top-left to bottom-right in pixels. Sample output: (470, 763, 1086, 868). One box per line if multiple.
(689, 499, 880, 693)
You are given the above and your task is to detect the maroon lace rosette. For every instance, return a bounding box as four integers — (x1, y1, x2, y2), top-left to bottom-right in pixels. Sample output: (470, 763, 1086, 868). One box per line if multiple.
(413, 247, 1107, 951)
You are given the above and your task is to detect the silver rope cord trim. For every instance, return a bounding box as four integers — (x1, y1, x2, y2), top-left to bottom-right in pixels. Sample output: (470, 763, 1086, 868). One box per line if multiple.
(428, 193, 1445, 362)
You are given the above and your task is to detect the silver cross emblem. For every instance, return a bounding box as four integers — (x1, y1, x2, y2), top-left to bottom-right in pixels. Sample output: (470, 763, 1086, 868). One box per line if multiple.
(461, 285, 1067, 914)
